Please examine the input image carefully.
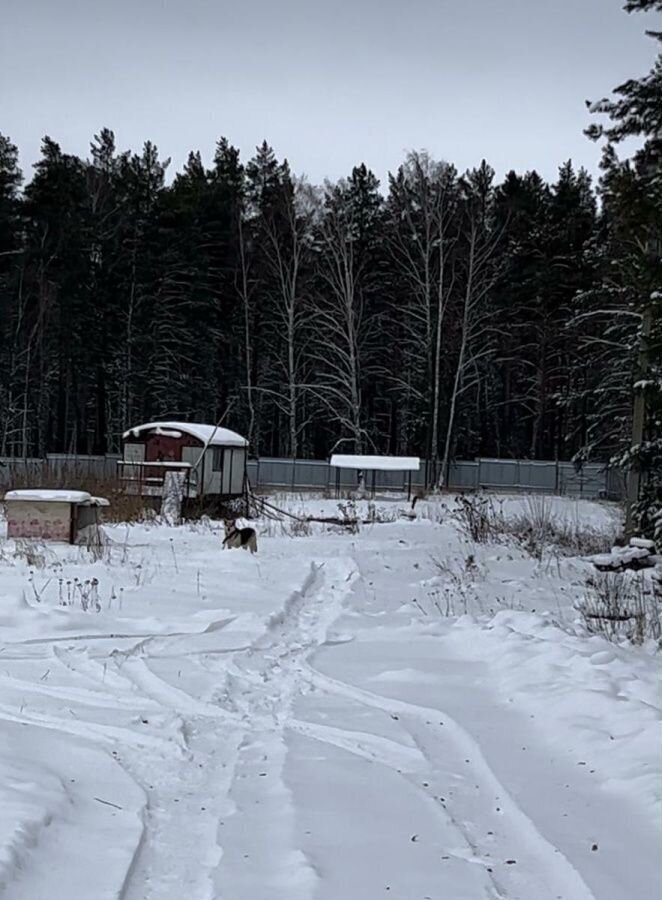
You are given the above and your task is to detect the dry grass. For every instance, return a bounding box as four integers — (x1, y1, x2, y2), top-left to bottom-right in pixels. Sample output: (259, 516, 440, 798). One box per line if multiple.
(576, 571, 662, 645)
(452, 493, 620, 560)
(2, 469, 152, 523)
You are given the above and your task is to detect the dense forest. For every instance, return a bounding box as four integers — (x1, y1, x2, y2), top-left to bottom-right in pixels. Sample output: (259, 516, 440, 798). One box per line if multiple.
(0, 2, 659, 530)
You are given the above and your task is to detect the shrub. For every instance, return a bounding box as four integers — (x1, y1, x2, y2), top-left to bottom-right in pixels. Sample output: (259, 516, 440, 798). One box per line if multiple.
(576, 571, 661, 644)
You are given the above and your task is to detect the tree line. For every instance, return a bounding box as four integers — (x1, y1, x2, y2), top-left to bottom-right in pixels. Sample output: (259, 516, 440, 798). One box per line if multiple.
(0, 141, 611, 462)
(0, 0, 659, 534)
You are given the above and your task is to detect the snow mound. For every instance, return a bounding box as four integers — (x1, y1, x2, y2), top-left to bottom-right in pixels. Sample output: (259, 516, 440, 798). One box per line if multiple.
(588, 536, 659, 571)
(0, 759, 66, 891)
(449, 611, 662, 824)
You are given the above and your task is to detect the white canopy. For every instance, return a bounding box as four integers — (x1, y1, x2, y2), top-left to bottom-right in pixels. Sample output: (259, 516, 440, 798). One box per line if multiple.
(123, 421, 247, 448)
(329, 454, 420, 472)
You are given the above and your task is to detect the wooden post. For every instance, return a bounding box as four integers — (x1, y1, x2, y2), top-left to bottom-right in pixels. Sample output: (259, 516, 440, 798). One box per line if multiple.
(199, 451, 206, 503)
(227, 448, 234, 499)
(625, 306, 653, 537)
(69, 503, 77, 545)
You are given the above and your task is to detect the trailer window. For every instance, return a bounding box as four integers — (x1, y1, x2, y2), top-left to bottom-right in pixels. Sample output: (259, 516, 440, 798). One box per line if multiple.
(212, 448, 224, 472)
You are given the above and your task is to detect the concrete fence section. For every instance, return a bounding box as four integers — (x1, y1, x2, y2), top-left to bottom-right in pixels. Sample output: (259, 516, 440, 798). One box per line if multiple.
(0, 453, 624, 500)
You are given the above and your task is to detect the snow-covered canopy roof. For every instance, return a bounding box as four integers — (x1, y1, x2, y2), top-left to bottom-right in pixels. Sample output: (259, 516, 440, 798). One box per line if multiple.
(123, 421, 247, 448)
(329, 454, 420, 472)
(3, 489, 108, 506)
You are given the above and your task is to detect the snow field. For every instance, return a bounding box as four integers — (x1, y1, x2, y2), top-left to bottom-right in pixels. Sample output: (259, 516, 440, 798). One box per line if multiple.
(0, 494, 658, 899)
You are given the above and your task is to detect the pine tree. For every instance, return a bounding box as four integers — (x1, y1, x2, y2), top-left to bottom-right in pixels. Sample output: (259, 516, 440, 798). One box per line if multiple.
(114, 141, 169, 438)
(22, 137, 92, 453)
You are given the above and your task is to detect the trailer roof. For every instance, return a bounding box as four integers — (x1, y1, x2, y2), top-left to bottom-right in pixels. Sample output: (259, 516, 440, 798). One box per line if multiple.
(123, 421, 247, 448)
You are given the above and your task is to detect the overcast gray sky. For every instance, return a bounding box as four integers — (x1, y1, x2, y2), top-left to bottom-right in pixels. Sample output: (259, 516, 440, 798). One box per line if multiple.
(1, 0, 657, 186)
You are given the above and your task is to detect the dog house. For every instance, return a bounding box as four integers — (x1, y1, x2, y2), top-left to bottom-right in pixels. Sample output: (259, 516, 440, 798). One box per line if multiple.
(119, 421, 248, 502)
(3, 490, 109, 543)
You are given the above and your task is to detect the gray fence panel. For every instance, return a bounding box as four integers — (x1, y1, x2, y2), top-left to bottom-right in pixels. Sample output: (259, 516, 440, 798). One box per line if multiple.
(46, 454, 121, 481)
(292, 460, 331, 489)
(0, 457, 44, 488)
(517, 461, 557, 492)
(252, 458, 332, 490)
(447, 462, 479, 490)
(558, 463, 610, 498)
(246, 460, 259, 486)
(606, 466, 626, 501)
(478, 459, 520, 489)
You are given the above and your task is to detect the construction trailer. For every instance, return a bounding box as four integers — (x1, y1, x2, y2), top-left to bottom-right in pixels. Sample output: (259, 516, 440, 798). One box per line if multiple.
(118, 421, 248, 510)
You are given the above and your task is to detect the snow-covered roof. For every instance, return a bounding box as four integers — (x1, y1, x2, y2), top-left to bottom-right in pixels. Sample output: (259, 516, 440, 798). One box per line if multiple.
(123, 421, 247, 448)
(88, 496, 110, 507)
(4, 489, 93, 504)
(329, 454, 420, 472)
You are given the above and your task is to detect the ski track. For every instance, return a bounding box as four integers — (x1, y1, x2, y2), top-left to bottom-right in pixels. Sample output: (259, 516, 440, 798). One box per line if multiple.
(0, 535, 653, 899)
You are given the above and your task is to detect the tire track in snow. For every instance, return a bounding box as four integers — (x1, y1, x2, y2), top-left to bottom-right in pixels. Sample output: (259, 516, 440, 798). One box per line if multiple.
(0, 722, 147, 900)
(119, 559, 356, 900)
(287, 717, 426, 772)
(1, 555, 357, 900)
(0, 700, 184, 754)
(117, 656, 243, 725)
(211, 558, 358, 900)
(0, 671, 160, 712)
(304, 666, 598, 900)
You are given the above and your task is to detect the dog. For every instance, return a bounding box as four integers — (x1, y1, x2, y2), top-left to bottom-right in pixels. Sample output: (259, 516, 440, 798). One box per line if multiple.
(222, 518, 258, 554)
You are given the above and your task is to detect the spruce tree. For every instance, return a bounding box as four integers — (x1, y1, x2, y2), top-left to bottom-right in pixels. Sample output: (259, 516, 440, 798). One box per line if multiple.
(586, 0, 662, 539)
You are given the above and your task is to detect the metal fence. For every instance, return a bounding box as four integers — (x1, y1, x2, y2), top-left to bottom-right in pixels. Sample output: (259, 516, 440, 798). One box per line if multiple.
(0, 453, 624, 500)
(0, 454, 122, 487)
(247, 456, 624, 500)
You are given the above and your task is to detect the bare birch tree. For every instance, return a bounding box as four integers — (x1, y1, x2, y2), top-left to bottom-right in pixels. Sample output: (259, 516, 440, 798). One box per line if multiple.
(259, 176, 317, 462)
(387, 152, 458, 475)
(439, 163, 504, 488)
(312, 170, 382, 453)
(235, 213, 257, 451)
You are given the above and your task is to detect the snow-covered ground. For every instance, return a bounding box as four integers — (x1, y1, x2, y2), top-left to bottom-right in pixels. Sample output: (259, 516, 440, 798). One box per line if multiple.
(0, 494, 659, 900)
